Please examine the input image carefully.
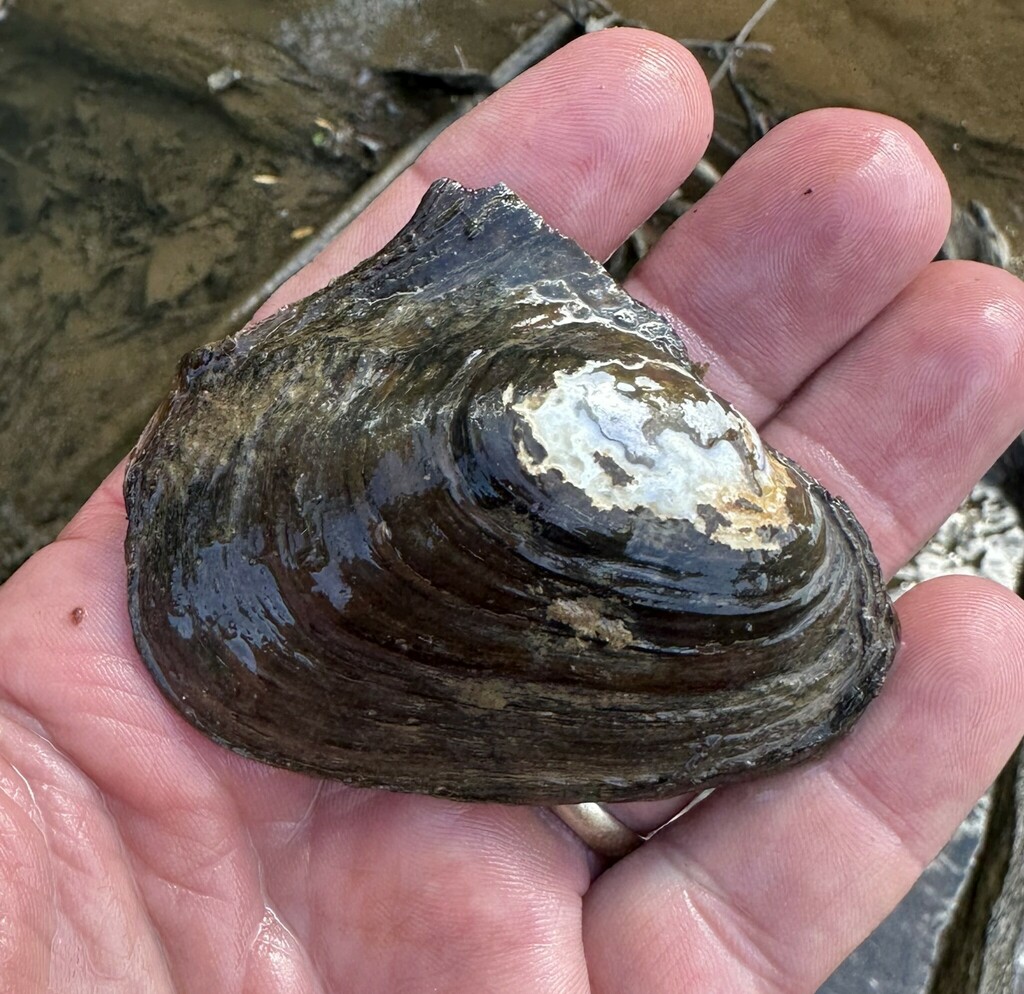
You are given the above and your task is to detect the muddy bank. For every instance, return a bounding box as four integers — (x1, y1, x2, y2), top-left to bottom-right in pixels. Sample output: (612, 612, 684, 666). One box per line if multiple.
(0, 1, 578, 580)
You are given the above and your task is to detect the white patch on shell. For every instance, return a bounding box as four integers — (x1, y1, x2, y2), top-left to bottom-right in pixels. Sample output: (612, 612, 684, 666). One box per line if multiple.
(511, 360, 793, 551)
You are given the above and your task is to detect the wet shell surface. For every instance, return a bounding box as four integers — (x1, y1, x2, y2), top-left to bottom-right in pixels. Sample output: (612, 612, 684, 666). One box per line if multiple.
(124, 179, 898, 804)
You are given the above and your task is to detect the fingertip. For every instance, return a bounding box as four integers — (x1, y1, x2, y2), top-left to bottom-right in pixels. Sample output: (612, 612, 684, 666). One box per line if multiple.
(772, 107, 950, 192)
(579, 29, 716, 240)
(926, 257, 1024, 328)
(876, 574, 1024, 784)
(566, 26, 714, 139)
(495, 25, 713, 132)
(896, 573, 1024, 691)
(418, 26, 714, 258)
(759, 107, 951, 259)
(896, 260, 1024, 427)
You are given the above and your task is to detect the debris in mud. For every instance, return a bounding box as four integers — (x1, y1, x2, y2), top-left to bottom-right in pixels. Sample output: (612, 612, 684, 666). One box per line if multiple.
(206, 66, 242, 94)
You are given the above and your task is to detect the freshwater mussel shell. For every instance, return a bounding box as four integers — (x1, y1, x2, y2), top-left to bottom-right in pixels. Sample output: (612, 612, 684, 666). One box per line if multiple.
(124, 179, 897, 804)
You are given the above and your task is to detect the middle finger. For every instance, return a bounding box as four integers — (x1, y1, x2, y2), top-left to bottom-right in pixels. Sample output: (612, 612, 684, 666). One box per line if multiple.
(625, 107, 951, 424)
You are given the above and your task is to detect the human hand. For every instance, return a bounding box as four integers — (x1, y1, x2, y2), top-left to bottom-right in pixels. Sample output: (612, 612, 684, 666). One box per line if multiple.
(2, 28, 1023, 993)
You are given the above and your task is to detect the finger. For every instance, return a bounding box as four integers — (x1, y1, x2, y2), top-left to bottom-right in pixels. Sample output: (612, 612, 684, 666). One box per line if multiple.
(763, 260, 1024, 577)
(626, 108, 951, 423)
(583, 575, 1024, 994)
(254, 27, 714, 318)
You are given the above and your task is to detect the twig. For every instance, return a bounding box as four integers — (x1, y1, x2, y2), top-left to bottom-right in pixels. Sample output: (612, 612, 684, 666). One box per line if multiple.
(546, 0, 638, 33)
(707, 128, 745, 161)
(728, 68, 773, 142)
(678, 39, 773, 59)
(708, 0, 779, 89)
(692, 158, 722, 187)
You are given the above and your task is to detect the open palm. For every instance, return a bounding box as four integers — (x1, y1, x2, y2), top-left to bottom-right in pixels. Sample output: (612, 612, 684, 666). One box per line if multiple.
(2, 29, 1023, 993)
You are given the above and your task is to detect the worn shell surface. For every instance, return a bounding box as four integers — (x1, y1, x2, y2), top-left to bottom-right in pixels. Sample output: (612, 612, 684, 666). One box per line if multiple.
(124, 179, 897, 804)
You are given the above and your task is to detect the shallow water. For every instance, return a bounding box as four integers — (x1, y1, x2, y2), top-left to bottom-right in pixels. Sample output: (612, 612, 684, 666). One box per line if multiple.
(0, 4, 466, 575)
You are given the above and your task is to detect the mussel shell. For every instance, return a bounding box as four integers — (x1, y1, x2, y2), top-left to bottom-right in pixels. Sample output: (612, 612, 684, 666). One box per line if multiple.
(124, 179, 897, 804)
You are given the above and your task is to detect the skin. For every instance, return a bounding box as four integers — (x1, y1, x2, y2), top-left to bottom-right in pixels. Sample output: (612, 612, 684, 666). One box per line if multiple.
(0, 27, 1023, 993)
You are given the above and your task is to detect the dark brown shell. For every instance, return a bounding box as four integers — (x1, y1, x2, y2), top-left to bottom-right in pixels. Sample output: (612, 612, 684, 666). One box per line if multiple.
(124, 179, 897, 804)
